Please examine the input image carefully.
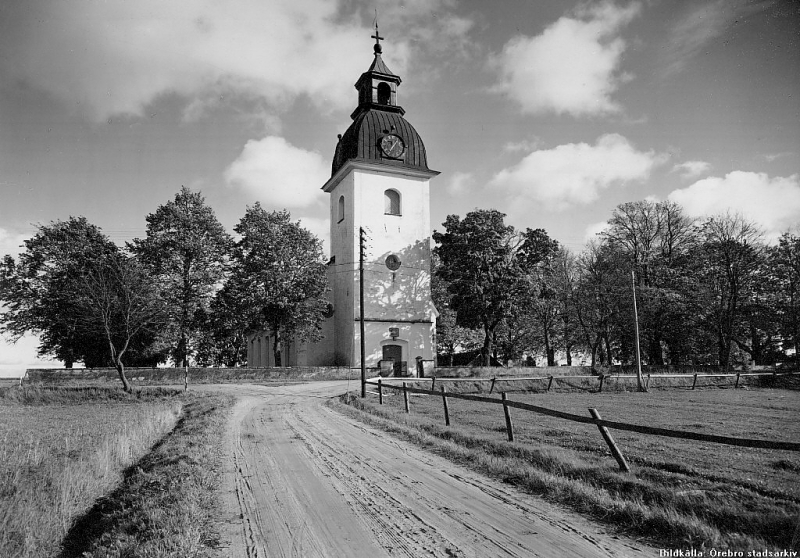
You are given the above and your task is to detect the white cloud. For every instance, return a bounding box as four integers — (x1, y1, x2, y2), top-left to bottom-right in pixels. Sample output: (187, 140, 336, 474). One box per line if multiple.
(492, 1, 641, 116)
(224, 136, 328, 210)
(668, 171, 800, 238)
(0, 228, 29, 259)
(672, 160, 711, 180)
(0, 0, 408, 121)
(446, 172, 473, 195)
(489, 133, 663, 211)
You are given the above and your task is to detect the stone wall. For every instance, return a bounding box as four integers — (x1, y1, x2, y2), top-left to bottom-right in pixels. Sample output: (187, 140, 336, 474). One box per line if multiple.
(24, 366, 360, 386)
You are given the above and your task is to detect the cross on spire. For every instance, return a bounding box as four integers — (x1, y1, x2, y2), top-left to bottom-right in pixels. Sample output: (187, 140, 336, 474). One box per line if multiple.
(371, 15, 384, 53)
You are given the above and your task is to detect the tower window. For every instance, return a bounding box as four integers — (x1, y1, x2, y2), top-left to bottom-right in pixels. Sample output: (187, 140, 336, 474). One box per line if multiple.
(338, 195, 345, 223)
(384, 189, 401, 216)
(377, 82, 391, 105)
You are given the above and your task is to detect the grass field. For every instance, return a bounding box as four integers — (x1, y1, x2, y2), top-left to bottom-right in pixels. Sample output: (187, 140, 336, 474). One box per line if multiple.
(0, 386, 234, 558)
(336, 385, 800, 552)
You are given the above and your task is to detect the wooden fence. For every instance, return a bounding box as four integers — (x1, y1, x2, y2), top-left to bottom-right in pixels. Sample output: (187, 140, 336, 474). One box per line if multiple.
(412, 370, 794, 393)
(365, 377, 800, 473)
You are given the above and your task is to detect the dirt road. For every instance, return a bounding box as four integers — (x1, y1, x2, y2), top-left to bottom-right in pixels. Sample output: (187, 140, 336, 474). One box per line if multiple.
(208, 382, 654, 557)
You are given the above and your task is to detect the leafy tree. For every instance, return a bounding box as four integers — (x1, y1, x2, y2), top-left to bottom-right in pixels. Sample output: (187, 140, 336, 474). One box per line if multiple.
(231, 205, 328, 366)
(195, 274, 253, 367)
(1, 218, 118, 367)
(601, 200, 697, 365)
(433, 210, 528, 366)
(771, 232, 800, 364)
(0, 218, 167, 387)
(695, 213, 765, 370)
(73, 253, 168, 391)
(131, 187, 232, 367)
(518, 228, 561, 366)
(430, 261, 482, 365)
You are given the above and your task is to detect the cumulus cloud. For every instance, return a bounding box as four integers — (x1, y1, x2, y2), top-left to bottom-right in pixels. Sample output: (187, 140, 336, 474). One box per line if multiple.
(0, 228, 29, 259)
(492, 1, 641, 116)
(668, 171, 800, 237)
(0, 0, 409, 121)
(224, 136, 328, 210)
(672, 160, 711, 180)
(489, 133, 663, 211)
(446, 172, 474, 195)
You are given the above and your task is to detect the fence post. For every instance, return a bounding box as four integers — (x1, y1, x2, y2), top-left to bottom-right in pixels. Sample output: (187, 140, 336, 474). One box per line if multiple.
(501, 392, 514, 442)
(735, 372, 741, 389)
(588, 408, 630, 472)
(646, 374, 651, 390)
(441, 385, 450, 426)
(692, 373, 698, 390)
(378, 378, 383, 405)
(598, 375, 604, 393)
(431, 377, 436, 391)
(490, 377, 496, 394)
(403, 382, 410, 413)
(547, 376, 554, 392)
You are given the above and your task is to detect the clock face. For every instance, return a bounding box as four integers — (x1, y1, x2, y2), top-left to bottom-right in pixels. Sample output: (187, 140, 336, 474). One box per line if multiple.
(380, 134, 405, 159)
(385, 254, 401, 271)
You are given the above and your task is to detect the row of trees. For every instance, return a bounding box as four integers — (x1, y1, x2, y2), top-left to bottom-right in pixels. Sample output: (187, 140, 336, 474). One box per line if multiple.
(434, 202, 800, 372)
(3, 189, 797, 388)
(0, 188, 328, 390)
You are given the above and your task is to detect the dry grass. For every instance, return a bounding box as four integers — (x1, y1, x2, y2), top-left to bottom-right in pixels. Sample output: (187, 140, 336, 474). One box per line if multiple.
(59, 392, 235, 557)
(0, 388, 182, 558)
(334, 386, 800, 552)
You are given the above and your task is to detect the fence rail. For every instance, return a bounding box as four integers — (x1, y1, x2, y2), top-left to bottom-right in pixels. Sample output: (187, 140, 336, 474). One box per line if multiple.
(365, 378, 800, 472)
(373, 370, 797, 393)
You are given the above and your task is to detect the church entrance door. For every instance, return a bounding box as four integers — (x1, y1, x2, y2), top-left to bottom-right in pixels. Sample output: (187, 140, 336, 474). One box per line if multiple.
(382, 344, 405, 376)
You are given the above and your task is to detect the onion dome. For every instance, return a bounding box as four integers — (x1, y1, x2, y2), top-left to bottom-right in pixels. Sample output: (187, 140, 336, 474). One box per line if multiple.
(330, 26, 433, 177)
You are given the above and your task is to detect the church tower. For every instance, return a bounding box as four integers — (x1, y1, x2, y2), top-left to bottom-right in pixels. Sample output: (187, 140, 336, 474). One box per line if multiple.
(321, 28, 439, 374)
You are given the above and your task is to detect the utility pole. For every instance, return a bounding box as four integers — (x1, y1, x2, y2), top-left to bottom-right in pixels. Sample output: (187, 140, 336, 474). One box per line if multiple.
(631, 269, 647, 392)
(360, 227, 367, 398)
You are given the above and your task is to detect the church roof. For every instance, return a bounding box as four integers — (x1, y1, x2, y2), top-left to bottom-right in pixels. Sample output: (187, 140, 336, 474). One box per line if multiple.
(331, 109, 430, 176)
(365, 51, 396, 80)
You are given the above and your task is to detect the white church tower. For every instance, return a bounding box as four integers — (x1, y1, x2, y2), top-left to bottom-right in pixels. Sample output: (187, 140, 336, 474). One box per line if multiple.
(248, 28, 439, 374)
(320, 28, 439, 374)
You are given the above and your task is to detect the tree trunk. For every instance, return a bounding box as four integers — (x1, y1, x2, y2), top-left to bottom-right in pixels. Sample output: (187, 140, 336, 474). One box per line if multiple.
(482, 324, 492, 367)
(115, 359, 132, 392)
(273, 332, 282, 367)
(543, 322, 555, 366)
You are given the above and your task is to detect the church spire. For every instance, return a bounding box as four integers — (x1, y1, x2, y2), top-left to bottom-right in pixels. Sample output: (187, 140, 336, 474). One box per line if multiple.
(353, 20, 402, 118)
(371, 14, 384, 55)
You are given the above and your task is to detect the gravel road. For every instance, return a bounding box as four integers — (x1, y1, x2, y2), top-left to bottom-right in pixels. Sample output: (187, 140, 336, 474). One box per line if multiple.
(205, 382, 654, 557)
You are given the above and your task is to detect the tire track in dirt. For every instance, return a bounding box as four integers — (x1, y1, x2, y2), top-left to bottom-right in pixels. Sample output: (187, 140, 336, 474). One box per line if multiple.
(208, 382, 654, 557)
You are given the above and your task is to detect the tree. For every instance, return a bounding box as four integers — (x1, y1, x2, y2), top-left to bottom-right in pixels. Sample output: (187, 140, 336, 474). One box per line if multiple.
(601, 200, 697, 365)
(433, 210, 528, 366)
(231, 205, 328, 366)
(771, 232, 800, 365)
(0, 218, 167, 388)
(131, 187, 232, 367)
(195, 274, 254, 367)
(518, 228, 561, 366)
(74, 253, 168, 391)
(695, 213, 765, 370)
(1, 218, 119, 367)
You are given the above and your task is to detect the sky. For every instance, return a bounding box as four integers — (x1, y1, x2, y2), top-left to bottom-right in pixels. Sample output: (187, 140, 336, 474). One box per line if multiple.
(0, 0, 798, 372)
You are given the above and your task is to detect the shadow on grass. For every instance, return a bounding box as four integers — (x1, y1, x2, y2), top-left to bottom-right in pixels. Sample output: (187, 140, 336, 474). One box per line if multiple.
(56, 413, 188, 558)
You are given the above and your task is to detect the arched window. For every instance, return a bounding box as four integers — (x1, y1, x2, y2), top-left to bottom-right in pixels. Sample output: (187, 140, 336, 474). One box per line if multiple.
(377, 82, 391, 105)
(338, 195, 345, 222)
(384, 189, 401, 216)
